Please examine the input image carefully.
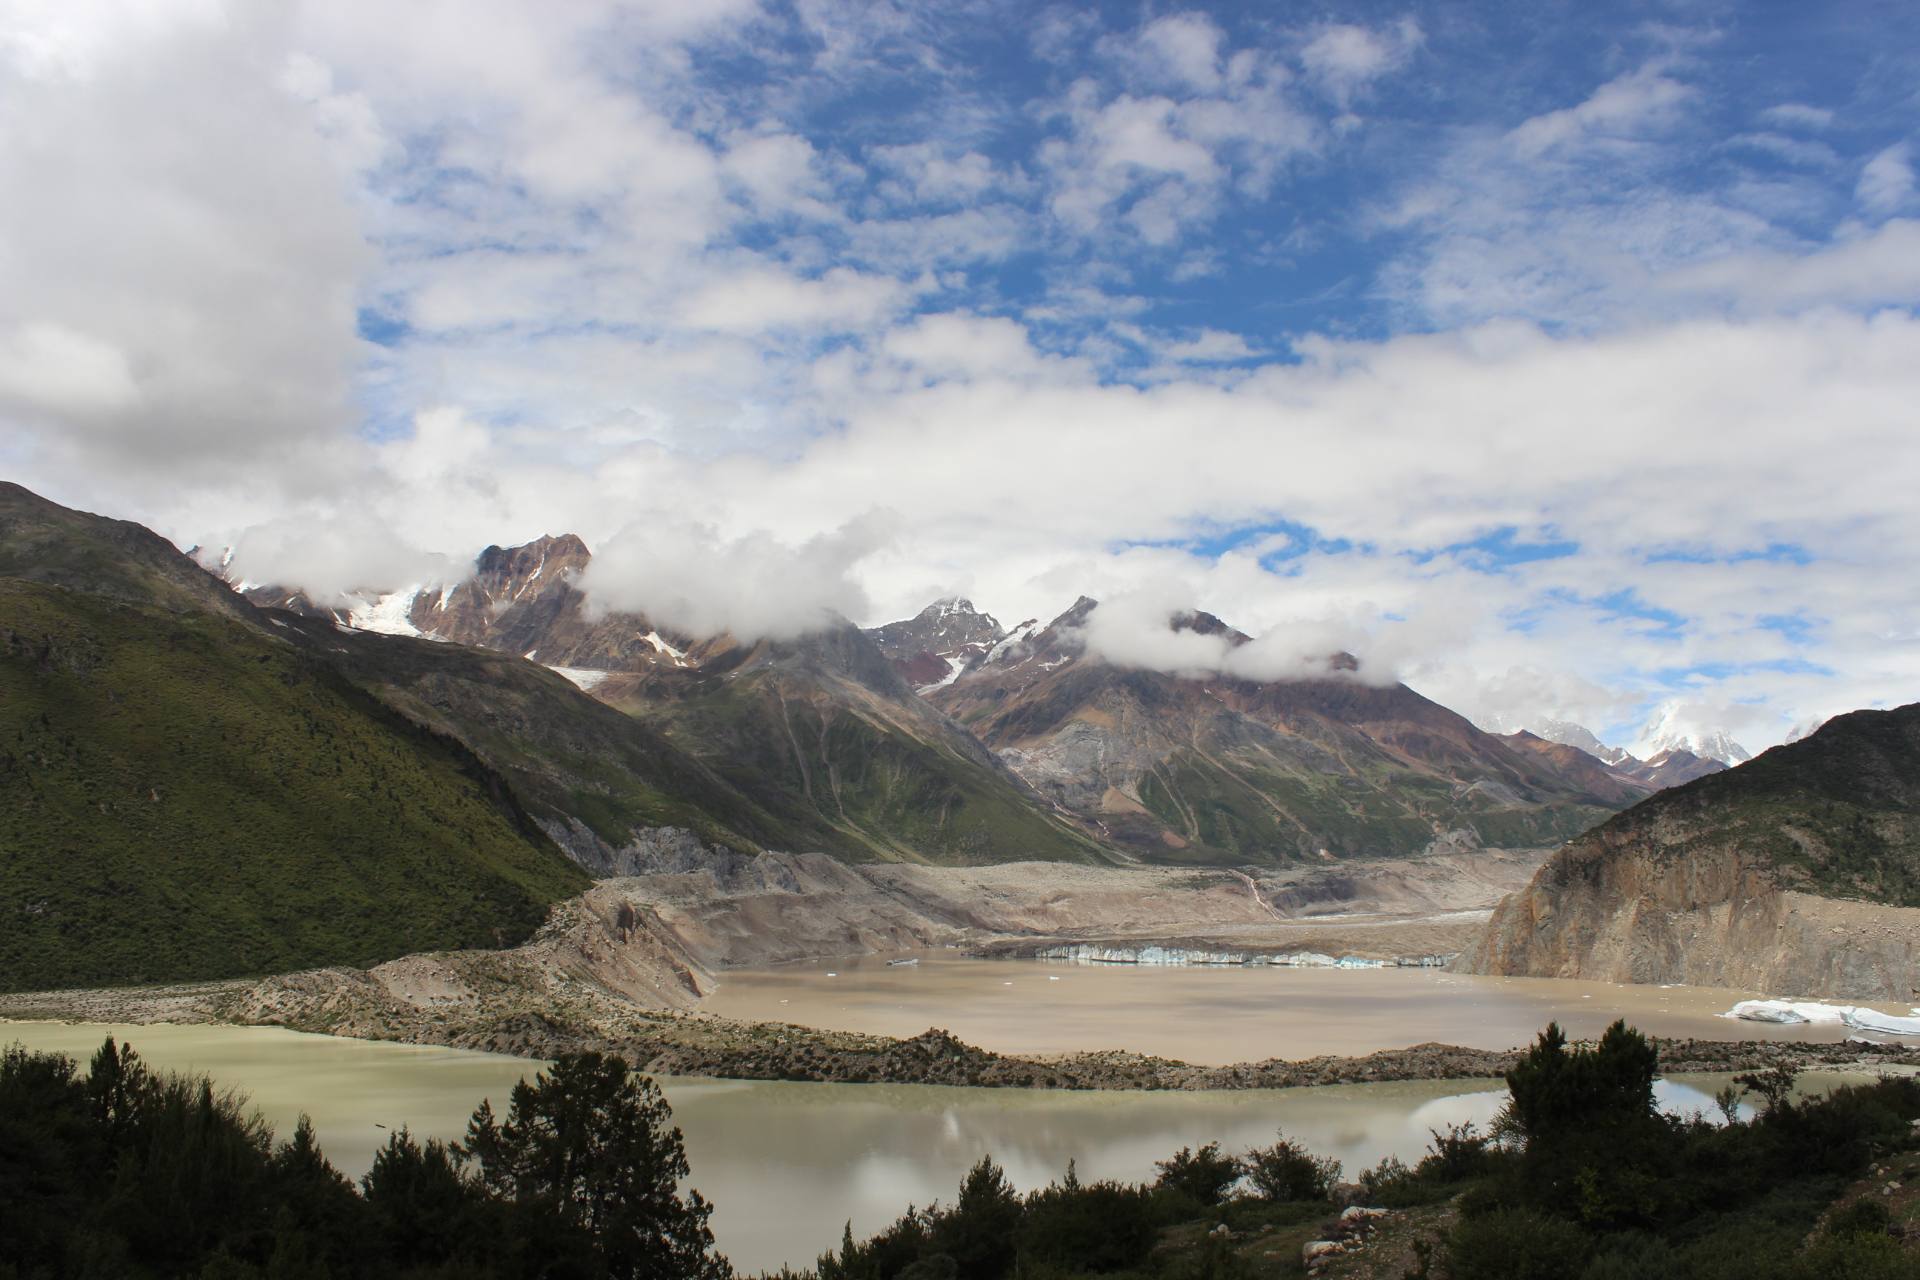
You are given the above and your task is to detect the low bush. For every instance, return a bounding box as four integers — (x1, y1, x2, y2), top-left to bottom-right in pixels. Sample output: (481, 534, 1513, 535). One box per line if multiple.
(1445, 1207, 1589, 1280)
(1153, 1142, 1242, 1207)
(1241, 1131, 1340, 1203)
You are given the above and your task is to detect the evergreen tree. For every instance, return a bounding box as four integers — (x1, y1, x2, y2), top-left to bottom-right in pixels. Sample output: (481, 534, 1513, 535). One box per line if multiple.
(462, 1052, 729, 1280)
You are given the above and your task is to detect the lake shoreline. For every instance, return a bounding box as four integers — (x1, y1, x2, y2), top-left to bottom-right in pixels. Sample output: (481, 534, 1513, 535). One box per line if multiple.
(5, 971, 1915, 1092)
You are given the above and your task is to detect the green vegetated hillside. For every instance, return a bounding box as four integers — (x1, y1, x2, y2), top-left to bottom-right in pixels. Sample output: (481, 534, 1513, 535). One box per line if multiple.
(1568, 702, 1920, 904)
(0, 579, 589, 990)
(605, 629, 1109, 866)
(283, 613, 799, 861)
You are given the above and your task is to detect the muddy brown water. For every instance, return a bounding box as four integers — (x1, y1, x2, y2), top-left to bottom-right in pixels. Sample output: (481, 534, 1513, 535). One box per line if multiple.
(0, 1019, 1808, 1275)
(700, 953, 1912, 1064)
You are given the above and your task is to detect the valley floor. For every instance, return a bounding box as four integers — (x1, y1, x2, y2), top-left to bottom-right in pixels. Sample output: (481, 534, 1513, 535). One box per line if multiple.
(6, 849, 1917, 1089)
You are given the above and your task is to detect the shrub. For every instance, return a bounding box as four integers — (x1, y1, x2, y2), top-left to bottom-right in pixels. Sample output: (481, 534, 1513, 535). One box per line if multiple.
(925, 1156, 1020, 1280)
(1018, 1169, 1157, 1273)
(1418, 1122, 1494, 1183)
(1788, 1232, 1920, 1280)
(1824, 1198, 1893, 1240)
(1445, 1207, 1590, 1280)
(1154, 1142, 1242, 1207)
(1241, 1132, 1340, 1203)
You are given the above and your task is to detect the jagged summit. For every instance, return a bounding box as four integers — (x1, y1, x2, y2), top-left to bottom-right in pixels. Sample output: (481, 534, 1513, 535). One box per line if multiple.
(1478, 715, 1731, 794)
(865, 595, 1008, 692)
(1630, 702, 1752, 765)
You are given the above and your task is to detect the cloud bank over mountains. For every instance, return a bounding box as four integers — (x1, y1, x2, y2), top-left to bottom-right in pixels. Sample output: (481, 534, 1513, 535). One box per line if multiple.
(3, 0, 1917, 749)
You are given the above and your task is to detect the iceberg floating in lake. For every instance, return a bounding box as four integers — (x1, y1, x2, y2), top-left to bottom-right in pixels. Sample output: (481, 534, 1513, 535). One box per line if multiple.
(1723, 999, 1920, 1037)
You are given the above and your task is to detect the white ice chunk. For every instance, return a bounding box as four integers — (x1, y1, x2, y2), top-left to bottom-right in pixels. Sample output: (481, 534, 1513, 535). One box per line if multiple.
(1840, 1008, 1920, 1037)
(1723, 999, 1920, 1036)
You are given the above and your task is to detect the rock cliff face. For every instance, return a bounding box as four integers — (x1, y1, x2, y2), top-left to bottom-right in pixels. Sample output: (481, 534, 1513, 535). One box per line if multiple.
(1465, 703, 1920, 1000)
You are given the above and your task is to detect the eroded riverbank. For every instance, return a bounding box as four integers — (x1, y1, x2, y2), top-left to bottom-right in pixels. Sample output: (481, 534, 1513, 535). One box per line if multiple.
(6, 957, 1915, 1091)
(7, 850, 1918, 1090)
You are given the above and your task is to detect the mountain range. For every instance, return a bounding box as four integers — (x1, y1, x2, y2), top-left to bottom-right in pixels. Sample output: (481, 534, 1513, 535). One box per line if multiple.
(5, 485, 1746, 988)
(234, 530, 1638, 863)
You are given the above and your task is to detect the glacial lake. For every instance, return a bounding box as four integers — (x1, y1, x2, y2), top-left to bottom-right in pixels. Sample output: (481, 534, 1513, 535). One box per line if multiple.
(701, 952, 1909, 1064)
(0, 1019, 1862, 1274)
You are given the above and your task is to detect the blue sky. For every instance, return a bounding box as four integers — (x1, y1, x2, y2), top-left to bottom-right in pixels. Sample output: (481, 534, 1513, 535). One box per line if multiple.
(2, 0, 1918, 752)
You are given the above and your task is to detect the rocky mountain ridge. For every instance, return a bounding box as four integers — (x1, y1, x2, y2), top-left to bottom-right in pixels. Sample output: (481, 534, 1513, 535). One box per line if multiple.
(1464, 701, 1920, 999)
(925, 597, 1626, 862)
(229, 530, 1654, 867)
(866, 597, 1005, 691)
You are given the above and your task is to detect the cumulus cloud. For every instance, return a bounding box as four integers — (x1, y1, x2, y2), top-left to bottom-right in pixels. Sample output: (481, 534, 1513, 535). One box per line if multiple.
(4, 1, 1917, 755)
(0, 3, 365, 474)
(579, 513, 895, 641)
(1299, 18, 1422, 107)
(1073, 589, 1393, 686)
(222, 515, 454, 605)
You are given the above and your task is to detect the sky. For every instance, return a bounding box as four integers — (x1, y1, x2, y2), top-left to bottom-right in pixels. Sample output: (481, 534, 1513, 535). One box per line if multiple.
(2, 0, 1918, 754)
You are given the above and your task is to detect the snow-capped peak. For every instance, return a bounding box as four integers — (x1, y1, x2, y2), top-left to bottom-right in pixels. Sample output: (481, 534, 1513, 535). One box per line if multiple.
(1629, 702, 1752, 766)
(1529, 719, 1633, 766)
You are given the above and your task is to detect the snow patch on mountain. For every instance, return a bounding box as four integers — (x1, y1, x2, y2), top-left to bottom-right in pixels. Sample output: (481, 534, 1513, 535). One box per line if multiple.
(346, 586, 427, 638)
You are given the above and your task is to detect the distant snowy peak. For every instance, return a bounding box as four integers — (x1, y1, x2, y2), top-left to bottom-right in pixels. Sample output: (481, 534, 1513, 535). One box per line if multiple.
(1474, 715, 1728, 793)
(1630, 704, 1753, 766)
(865, 596, 1009, 692)
(1529, 719, 1633, 766)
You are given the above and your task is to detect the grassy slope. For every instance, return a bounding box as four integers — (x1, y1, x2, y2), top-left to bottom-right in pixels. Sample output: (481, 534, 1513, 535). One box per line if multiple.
(300, 616, 795, 857)
(1571, 702, 1920, 905)
(0, 581, 589, 990)
(633, 675, 1107, 865)
(1134, 750, 1612, 863)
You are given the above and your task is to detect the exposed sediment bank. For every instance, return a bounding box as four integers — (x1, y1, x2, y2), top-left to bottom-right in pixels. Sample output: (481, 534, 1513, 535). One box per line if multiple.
(8, 846, 1916, 1090)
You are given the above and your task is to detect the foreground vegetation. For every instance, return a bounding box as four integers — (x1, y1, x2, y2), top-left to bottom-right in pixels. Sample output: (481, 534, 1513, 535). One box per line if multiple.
(0, 580, 590, 990)
(4, 1021, 1920, 1279)
(0, 1039, 725, 1279)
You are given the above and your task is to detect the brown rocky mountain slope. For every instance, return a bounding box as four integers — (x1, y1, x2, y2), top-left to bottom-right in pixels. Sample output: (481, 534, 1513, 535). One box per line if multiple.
(1464, 701, 1920, 999)
(865, 597, 1006, 691)
(928, 599, 1627, 864)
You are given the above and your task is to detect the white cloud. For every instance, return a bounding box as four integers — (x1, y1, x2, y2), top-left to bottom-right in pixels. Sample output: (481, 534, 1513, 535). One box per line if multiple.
(1660, 219, 1920, 310)
(679, 266, 910, 335)
(0, 3, 365, 472)
(1123, 14, 1224, 93)
(3, 1, 1917, 757)
(1857, 143, 1916, 215)
(579, 514, 892, 640)
(0, 323, 141, 418)
(1507, 64, 1694, 159)
(1757, 102, 1834, 131)
(1160, 327, 1259, 362)
(1038, 16, 1318, 247)
(1299, 18, 1422, 107)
